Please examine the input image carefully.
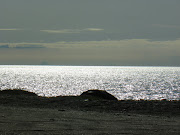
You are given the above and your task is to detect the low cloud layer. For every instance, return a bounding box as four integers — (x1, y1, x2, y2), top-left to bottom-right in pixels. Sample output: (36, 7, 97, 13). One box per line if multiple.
(40, 28, 104, 34)
(1, 38, 180, 66)
(1, 38, 179, 49)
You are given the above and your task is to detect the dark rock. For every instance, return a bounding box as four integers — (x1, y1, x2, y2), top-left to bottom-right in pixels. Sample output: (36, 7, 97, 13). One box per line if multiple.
(0, 89, 180, 115)
(0, 89, 37, 97)
(80, 90, 118, 101)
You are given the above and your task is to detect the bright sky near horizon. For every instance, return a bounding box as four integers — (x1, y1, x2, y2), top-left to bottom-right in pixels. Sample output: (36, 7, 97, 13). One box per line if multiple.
(0, 0, 180, 66)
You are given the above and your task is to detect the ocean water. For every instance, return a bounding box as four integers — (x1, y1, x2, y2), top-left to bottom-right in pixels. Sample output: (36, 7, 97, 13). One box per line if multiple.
(0, 65, 179, 100)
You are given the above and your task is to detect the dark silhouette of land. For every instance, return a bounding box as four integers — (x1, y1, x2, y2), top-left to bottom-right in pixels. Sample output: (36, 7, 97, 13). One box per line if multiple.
(0, 89, 180, 135)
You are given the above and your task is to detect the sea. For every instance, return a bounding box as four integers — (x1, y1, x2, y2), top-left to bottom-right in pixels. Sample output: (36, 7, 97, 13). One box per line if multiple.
(0, 65, 179, 100)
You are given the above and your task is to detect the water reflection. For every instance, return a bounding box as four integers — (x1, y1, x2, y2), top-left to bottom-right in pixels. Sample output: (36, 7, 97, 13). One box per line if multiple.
(0, 65, 180, 100)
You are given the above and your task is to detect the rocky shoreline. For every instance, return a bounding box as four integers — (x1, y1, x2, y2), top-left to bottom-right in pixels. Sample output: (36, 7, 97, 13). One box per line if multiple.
(0, 89, 179, 115)
(0, 89, 180, 135)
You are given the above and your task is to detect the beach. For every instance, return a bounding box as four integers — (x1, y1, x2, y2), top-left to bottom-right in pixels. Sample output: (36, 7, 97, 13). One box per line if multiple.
(0, 90, 180, 135)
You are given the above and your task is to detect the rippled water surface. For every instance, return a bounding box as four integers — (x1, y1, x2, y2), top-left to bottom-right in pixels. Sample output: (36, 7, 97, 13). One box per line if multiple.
(0, 65, 180, 100)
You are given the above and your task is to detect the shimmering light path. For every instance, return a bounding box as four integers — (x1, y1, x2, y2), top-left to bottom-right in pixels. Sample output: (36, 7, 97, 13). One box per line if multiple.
(0, 66, 180, 100)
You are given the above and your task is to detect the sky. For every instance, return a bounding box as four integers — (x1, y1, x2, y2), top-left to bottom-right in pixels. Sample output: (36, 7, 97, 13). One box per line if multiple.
(0, 0, 180, 66)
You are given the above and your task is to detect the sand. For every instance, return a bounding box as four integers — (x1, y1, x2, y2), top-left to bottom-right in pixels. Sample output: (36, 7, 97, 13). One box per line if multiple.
(1, 106, 179, 135)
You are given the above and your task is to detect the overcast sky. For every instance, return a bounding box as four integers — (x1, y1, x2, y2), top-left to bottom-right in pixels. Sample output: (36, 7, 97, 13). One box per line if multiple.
(0, 0, 180, 66)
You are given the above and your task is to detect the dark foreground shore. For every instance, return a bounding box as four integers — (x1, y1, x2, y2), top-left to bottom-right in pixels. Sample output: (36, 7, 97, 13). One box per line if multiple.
(0, 89, 180, 135)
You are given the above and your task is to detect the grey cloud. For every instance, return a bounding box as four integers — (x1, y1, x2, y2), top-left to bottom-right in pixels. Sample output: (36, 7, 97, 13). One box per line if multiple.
(0, 28, 21, 31)
(0, 45, 9, 48)
(0, 44, 45, 49)
(0, 0, 179, 41)
(40, 28, 104, 34)
(14, 44, 45, 49)
(0, 38, 180, 66)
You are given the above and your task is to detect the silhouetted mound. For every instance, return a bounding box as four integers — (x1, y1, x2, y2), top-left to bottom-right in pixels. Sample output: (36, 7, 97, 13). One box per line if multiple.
(80, 90, 118, 101)
(0, 89, 37, 97)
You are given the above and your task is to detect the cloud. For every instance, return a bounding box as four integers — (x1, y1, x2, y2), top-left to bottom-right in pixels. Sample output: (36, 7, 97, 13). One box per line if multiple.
(83, 28, 104, 31)
(1, 38, 180, 61)
(1, 38, 180, 66)
(0, 45, 9, 48)
(40, 28, 104, 34)
(0, 28, 21, 31)
(1, 38, 180, 50)
(46, 39, 180, 52)
(14, 44, 45, 49)
(0, 43, 45, 49)
(40, 29, 82, 34)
